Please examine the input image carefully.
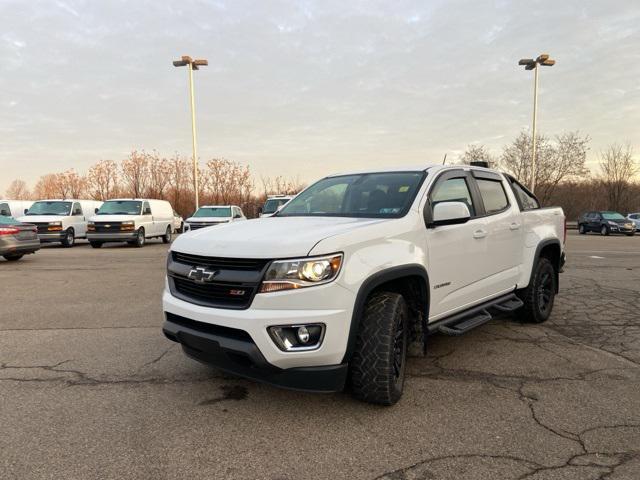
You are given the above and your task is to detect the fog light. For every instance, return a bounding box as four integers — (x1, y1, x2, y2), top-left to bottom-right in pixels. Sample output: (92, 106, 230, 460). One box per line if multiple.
(268, 324, 325, 351)
(297, 326, 310, 344)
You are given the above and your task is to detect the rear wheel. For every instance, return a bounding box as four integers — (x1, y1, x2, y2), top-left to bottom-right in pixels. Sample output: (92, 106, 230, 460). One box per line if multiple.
(162, 226, 172, 244)
(600, 225, 609, 236)
(89, 241, 103, 248)
(3, 253, 24, 261)
(61, 228, 75, 247)
(349, 291, 408, 406)
(517, 257, 556, 324)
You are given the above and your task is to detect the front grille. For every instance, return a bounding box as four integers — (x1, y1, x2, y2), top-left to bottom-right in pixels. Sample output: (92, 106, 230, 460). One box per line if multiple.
(94, 221, 123, 233)
(171, 251, 269, 271)
(169, 251, 271, 309)
(32, 222, 50, 234)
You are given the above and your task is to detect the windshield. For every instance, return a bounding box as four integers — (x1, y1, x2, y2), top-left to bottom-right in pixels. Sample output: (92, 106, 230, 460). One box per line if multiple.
(192, 207, 231, 218)
(277, 172, 425, 218)
(27, 201, 72, 216)
(98, 200, 142, 215)
(602, 212, 625, 220)
(0, 215, 20, 225)
(263, 198, 290, 214)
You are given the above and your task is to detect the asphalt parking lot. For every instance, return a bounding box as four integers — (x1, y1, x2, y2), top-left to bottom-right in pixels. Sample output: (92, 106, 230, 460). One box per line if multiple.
(1, 231, 639, 480)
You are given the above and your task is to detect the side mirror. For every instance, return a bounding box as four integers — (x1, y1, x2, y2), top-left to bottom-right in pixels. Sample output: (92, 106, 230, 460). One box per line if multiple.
(430, 202, 471, 227)
(143, 208, 151, 215)
(24, 208, 29, 214)
(257, 207, 263, 215)
(0, 209, 9, 216)
(233, 214, 242, 219)
(95, 208, 99, 214)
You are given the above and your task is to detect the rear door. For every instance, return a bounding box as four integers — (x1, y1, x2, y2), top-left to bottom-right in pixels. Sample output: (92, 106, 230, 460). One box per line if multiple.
(471, 171, 522, 294)
(425, 169, 489, 319)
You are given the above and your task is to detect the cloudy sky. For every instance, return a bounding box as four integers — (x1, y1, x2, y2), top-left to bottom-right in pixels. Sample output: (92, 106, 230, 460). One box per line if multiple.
(1, 0, 639, 194)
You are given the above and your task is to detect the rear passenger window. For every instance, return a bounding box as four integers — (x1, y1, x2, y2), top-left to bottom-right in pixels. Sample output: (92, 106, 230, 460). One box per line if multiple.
(476, 179, 509, 214)
(431, 177, 476, 216)
(510, 180, 539, 210)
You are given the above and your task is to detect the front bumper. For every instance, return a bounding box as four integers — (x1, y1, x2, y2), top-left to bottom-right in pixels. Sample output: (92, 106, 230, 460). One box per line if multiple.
(0, 237, 40, 255)
(163, 312, 348, 392)
(37, 232, 65, 242)
(86, 232, 137, 241)
(608, 224, 635, 233)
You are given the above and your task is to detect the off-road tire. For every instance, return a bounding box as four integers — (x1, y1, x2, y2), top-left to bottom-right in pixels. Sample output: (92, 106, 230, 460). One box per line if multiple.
(3, 253, 24, 261)
(349, 291, 408, 406)
(517, 257, 556, 324)
(61, 228, 75, 248)
(162, 226, 172, 244)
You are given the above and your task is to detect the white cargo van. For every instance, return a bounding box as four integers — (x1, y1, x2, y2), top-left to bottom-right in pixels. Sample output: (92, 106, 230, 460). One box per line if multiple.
(0, 200, 34, 219)
(19, 199, 103, 247)
(87, 198, 174, 248)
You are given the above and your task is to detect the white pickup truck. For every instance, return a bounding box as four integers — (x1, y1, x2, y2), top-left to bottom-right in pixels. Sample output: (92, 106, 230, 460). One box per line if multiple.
(162, 165, 566, 405)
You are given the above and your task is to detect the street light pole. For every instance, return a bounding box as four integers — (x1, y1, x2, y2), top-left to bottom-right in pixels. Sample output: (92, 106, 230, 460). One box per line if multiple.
(173, 55, 208, 210)
(518, 54, 555, 193)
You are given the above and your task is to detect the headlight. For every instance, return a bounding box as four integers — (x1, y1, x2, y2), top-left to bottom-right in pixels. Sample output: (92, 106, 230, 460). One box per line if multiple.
(608, 221, 617, 226)
(48, 221, 62, 226)
(121, 221, 134, 226)
(259, 253, 343, 293)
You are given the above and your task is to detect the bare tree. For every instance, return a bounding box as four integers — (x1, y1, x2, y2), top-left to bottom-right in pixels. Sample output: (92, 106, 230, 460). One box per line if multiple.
(147, 152, 172, 199)
(5, 179, 31, 199)
(500, 131, 590, 205)
(87, 160, 119, 200)
(121, 150, 149, 198)
(599, 144, 639, 212)
(33, 174, 61, 199)
(459, 144, 495, 166)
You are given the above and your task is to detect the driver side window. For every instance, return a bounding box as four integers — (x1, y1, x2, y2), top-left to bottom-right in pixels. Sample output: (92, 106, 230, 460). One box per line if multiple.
(430, 177, 476, 217)
(73, 202, 83, 216)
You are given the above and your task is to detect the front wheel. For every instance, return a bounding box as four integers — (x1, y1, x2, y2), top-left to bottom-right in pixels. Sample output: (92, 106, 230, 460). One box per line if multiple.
(61, 228, 75, 247)
(578, 224, 586, 234)
(349, 291, 408, 406)
(600, 225, 609, 236)
(3, 253, 24, 261)
(516, 257, 557, 324)
(162, 226, 172, 244)
(130, 228, 145, 248)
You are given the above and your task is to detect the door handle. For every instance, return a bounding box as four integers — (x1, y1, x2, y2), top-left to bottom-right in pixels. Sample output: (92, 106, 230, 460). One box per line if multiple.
(473, 229, 487, 239)
(510, 222, 521, 230)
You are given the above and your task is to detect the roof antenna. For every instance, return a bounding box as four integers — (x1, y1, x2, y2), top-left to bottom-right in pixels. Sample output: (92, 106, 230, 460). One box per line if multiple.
(442, 153, 447, 165)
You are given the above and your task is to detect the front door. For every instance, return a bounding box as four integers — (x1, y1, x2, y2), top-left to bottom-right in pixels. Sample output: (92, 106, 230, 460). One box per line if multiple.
(425, 170, 488, 320)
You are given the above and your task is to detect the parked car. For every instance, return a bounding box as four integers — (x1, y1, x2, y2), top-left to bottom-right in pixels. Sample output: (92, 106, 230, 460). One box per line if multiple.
(578, 211, 635, 236)
(87, 199, 174, 248)
(0, 200, 34, 219)
(18, 199, 103, 247)
(162, 165, 566, 405)
(173, 211, 184, 233)
(626, 213, 640, 232)
(184, 205, 246, 231)
(259, 195, 294, 218)
(0, 215, 40, 261)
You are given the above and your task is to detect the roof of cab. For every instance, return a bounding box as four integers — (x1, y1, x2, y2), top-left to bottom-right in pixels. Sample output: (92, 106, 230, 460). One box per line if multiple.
(325, 164, 502, 177)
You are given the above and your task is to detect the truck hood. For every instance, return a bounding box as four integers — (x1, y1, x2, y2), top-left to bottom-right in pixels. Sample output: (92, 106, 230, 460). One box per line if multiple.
(89, 215, 137, 222)
(17, 215, 68, 223)
(171, 216, 388, 258)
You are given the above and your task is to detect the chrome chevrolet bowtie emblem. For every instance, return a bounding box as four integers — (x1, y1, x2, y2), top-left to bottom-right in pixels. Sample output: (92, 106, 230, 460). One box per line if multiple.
(187, 266, 219, 284)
